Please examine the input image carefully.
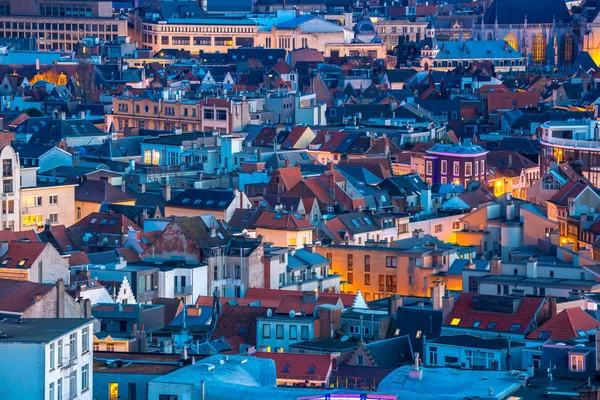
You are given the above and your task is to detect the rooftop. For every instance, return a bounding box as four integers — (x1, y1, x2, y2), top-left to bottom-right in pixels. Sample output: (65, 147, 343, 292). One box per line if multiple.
(0, 318, 94, 343)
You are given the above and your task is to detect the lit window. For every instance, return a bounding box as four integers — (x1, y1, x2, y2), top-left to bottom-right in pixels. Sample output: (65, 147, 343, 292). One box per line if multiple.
(18, 259, 27, 266)
(570, 354, 585, 372)
(416, 330, 422, 338)
(450, 318, 461, 326)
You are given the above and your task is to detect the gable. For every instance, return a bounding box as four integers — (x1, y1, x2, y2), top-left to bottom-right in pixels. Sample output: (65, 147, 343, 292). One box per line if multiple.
(142, 221, 203, 262)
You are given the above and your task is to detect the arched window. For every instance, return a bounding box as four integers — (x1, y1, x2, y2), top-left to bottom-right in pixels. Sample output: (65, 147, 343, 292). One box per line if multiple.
(561, 33, 573, 65)
(487, 32, 493, 41)
(532, 33, 546, 66)
(505, 33, 518, 51)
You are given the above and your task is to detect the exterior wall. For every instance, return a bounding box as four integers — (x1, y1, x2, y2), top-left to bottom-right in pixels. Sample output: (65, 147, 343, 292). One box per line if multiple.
(317, 245, 455, 299)
(410, 214, 462, 243)
(255, 227, 313, 249)
(0, 145, 21, 230)
(21, 184, 76, 231)
(33, 244, 71, 284)
(256, 317, 316, 352)
(0, 321, 94, 400)
(425, 152, 487, 186)
(93, 338, 131, 352)
(522, 208, 557, 246)
(163, 206, 226, 221)
(424, 342, 505, 370)
(75, 199, 135, 222)
(38, 147, 73, 173)
(0, 16, 127, 51)
(141, 222, 203, 263)
(377, 20, 429, 50)
(94, 372, 154, 400)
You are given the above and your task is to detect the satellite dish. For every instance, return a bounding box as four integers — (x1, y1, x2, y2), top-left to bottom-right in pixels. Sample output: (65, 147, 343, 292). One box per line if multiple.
(289, 310, 296, 318)
(341, 335, 349, 342)
(83, 235, 90, 243)
(266, 308, 273, 317)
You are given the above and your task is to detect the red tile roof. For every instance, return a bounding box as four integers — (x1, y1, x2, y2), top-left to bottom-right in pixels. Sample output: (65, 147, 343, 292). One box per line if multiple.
(443, 293, 546, 334)
(547, 181, 588, 206)
(0, 229, 40, 243)
(67, 251, 90, 267)
(271, 60, 293, 75)
(283, 126, 311, 148)
(195, 296, 280, 308)
(275, 294, 342, 316)
(0, 278, 54, 312)
(212, 305, 270, 350)
(255, 211, 314, 231)
(487, 92, 541, 115)
(527, 307, 600, 340)
(45, 224, 76, 253)
(245, 287, 355, 308)
(271, 166, 303, 193)
(253, 352, 332, 381)
(1, 241, 49, 268)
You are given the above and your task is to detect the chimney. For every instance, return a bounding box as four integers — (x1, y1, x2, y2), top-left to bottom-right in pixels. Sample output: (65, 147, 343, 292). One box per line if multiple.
(162, 185, 171, 201)
(60, 111, 66, 120)
(138, 183, 146, 194)
(56, 279, 65, 318)
(506, 202, 516, 220)
(302, 291, 319, 303)
(79, 110, 86, 120)
(327, 161, 334, 171)
(121, 181, 126, 193)
(431, 281, 444, 310)
(526, 257, 538, 278)
(284, 159, 290, 168)
(490, 256, 501, 275)
(442, 295, 455, 320)
(387, 296, 402, 316)
(547, 295, 557, 318)
(412, 229, 425, 238)
(83, 299, 92, 318)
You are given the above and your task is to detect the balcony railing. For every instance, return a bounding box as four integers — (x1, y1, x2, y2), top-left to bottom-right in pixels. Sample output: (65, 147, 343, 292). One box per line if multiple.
(541, 134, 600, 149)
(175, 285, 193, 296)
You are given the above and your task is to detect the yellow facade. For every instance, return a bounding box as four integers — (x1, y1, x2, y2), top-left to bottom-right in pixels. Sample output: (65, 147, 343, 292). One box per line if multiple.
(75, 199, 135, 222)
(21, 184, 77, 231)
(255, 227, 313, 249)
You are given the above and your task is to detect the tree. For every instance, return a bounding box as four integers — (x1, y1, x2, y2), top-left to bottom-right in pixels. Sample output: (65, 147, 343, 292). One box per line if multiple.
(76, 61, 96, 104)
(24, 108, 44, 117)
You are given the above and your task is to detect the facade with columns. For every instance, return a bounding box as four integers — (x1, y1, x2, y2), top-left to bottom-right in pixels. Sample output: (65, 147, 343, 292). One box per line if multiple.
(476, 0, 575, 69)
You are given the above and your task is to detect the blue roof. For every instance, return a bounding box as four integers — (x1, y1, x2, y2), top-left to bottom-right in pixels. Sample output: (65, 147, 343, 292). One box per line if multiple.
(169, 306, 213, 328)
(447, 259, 490, 275)
(288, 249, 329, 269)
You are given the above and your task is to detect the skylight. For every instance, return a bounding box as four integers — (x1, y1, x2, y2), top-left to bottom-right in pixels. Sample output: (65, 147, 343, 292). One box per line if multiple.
(450, 318, 461, 326)
(509, 324, 522, 332)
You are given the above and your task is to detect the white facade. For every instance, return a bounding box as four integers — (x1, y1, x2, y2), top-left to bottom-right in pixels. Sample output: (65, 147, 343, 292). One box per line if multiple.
(256, 316, 316, 352)
(0, 319, 95, 400)
(410, 213, 462, 243)
(159, 265, 208, 305)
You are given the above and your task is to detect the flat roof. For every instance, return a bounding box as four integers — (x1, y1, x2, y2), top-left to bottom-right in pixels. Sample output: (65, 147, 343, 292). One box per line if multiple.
(0, 318, 94, 343)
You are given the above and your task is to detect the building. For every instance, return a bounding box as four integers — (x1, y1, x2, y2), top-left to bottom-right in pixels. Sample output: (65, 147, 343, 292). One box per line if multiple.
(165, 188, 252, 222)
(0, 318, 95, 399)
(0, 0, 128, 51)
(424, 140, 488, 186)
(419, 40, 526, 72)
(0, 240, 70, 284)
(254, 210, 315, 249)
(317, 232, 474, 300)
(377, 20, 429, 50)
(539, 119, 600, 187)
(253, 352, 333, 387)
(478, 0, 574, 68)
(256, 291, 343, 352)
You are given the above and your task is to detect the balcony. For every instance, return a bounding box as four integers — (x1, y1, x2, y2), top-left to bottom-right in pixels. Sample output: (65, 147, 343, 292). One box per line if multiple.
(174, 285, 193, 296)
(541, 134, 600, 150)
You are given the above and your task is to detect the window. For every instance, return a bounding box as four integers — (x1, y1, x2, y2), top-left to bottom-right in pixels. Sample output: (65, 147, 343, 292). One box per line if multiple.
(505, 33, 518, 51)
(49, 195, 58, 205)
(450, 318, 461, 326)
(69, 332, 77, 359)
(276, 324, 284, 339)
(106, 343, 115, 352)
(434, 224, 443, 233)
(49, 213, 58, 224)
(82, 364, 89, 391)
(347, 254, 353, 270)
(289, 325, 297, 339)
(561, 33, 573, 65)
(364, 255, 370, 271)
(453, 161, 460, 175)
(2, 159, 12, 177)
(57, 379, 62, 400)
(216, 110, 227, 120)
(385, 275, 397, 292)
(347, 272, 353, 284)
(365, 273, 370, 285)
(301, 325, 309, 340)
(288, 238, 296, 246)
(426, 161, 432, 175)
(465, 162, 472, 176)
(82, 327, 89, 353)
(571, 354, 585, 371)
(532, 33, 546, 66)
(441, 160, 447, 175)
(356, 355, 365, 365)
(24, 196, 42, 207)
(49, 382, 55, 400)
(429, 346, 438, 365)
(57, 340, 63, 366)
(50, 343, 55, 369)
(69, 371, 77, 398)
(386, 256, 397, 268)
(509, 324, 521, 332)
(262, 324, 271, 338)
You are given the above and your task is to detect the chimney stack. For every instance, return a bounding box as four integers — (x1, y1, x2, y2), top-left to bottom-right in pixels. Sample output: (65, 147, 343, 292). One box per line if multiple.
(431, 281, 444, 310)
(162, 184, 171, 201)
(490, 256, 501, 275)
(56, 279, 65, 318)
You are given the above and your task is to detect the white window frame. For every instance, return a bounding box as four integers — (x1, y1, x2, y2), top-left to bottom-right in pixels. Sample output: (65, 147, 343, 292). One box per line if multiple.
(441, 160, 447, 175)
(453, 161, 460, 176)
(465, 162, 472, 176)
(570, 354, 585, 372)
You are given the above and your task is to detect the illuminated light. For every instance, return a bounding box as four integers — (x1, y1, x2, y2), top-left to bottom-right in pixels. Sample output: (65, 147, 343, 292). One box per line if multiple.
(450, 318, 461, 326)
(496, 181, 502, 187)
